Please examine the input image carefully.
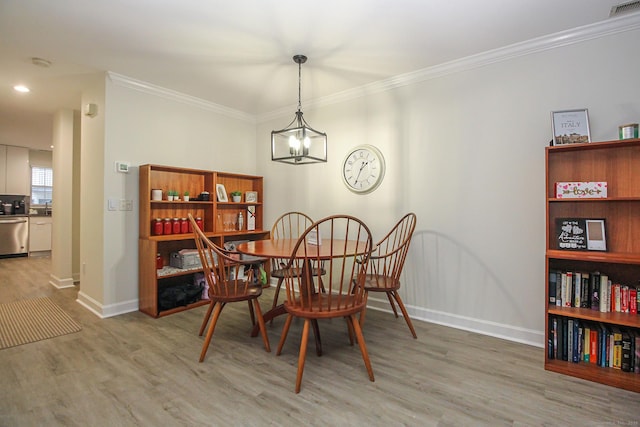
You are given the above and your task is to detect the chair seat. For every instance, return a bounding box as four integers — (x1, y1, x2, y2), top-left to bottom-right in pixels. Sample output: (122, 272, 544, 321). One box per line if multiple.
(211, 281, 263, 303)
(362, 274, 400, 291)
(284, 294, 364, 319)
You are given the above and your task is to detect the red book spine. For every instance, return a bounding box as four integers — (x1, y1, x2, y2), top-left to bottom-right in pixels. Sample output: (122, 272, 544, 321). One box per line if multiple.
(590, 329, 598, 364)
(621, 286, 629, 313)
(630, 288, 638, 315)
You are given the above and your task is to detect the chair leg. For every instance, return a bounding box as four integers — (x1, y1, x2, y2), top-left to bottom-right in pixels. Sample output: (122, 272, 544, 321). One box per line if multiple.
(199, 301, 216, 336)
(386, 292, 399, 318)
(252, 298, 271, 352)
(391, 291, 417, 339)
(295, 319, 311, 393)
(248, 300, 256, 326)
(199, 302, 225, 362)
(270, 277, 284, 325)
(345, 316, 355, 345)
(311, 319, 322, 357)
(358, 291, 370, 330)
(350, 314, 375, 382)
(276, 314, 293, 355)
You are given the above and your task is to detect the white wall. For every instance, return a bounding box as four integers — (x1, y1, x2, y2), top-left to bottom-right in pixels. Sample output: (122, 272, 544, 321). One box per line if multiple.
(84, 74, 257, 316)
(257, 26, 640, 346)
(78, 19, 640, 347)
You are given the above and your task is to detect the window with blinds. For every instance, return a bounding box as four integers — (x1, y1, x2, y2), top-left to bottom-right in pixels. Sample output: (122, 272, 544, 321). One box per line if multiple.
(31, 166, 53, 205)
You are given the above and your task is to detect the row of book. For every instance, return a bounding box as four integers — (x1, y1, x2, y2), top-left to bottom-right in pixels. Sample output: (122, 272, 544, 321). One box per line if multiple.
(548, 316, 640, 373)
(549, 270, 640, 314)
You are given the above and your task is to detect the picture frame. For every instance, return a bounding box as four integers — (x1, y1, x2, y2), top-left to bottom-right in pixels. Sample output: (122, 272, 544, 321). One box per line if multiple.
(555, 218, 607, 251)
(551, 109, 591, 146)
(245, 191, 258, 203)
(556, 218, 587, 250)
(585, 219, 607, 251)
(216, 184, 228, 202)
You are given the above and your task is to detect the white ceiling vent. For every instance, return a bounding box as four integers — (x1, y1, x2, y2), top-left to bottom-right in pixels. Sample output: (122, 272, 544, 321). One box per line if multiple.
(610, 1, 640, 17)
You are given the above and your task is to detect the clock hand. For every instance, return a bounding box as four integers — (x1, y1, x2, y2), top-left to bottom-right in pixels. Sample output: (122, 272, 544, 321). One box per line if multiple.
(353, 161, 368, 185)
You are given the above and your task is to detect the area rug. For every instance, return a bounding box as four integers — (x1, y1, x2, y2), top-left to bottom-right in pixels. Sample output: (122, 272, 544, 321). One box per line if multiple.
(0, 297, 82, 349)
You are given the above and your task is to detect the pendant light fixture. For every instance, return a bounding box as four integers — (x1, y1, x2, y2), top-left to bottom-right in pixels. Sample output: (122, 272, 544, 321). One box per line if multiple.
(271, 55, 327, 164)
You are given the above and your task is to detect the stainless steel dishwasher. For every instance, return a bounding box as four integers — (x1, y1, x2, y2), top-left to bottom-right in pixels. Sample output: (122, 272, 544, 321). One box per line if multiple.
(0, 215, 29, 256)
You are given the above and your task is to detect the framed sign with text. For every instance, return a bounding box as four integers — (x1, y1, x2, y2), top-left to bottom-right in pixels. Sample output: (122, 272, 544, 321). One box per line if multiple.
(551, 109, 591, 145)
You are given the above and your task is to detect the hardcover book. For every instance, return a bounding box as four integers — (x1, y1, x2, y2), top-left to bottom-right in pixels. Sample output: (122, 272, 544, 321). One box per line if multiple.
(612, 327, 623, 369)
(580, 274, 590, 308)
(599, 275, 609, 313)
(621, 331, 632, 372)
(590, 272, 600, 311)
(548, 271, 558, 305)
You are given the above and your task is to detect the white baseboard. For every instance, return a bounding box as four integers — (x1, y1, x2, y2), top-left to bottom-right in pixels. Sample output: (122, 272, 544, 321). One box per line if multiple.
(49, 274, 75, 289)
(76, 291, 139, 318)
(366, 295, 544, 348)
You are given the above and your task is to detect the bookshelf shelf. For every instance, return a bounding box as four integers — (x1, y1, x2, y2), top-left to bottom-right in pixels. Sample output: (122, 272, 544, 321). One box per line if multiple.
(545, 138, 640, 393)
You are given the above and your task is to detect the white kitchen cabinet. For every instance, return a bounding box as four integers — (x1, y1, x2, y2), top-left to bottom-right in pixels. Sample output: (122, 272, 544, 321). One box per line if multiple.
(0, 145, 30, 195)
(29, 216, 52, 252)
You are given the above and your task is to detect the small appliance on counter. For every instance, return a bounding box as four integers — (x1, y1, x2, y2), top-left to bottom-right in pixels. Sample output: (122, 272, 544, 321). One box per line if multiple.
(1, 201, 12, 215)
(13, 199, 25, 214)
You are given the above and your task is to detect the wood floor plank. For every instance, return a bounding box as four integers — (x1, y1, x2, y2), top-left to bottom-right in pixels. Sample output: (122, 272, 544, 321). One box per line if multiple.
(0, 256, 638, 426)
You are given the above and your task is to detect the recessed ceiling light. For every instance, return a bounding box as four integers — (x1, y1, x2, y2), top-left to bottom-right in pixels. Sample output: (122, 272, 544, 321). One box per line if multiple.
(14, 85, 30, 93)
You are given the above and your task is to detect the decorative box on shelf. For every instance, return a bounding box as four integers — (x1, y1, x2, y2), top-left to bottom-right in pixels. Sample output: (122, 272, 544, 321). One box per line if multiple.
(555, 181, 607, 199)
(170, 249, 202, 269)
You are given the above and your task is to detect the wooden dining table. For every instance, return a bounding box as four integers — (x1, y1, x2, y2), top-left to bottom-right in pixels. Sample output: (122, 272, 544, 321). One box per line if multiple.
(236, 238, 368, 346)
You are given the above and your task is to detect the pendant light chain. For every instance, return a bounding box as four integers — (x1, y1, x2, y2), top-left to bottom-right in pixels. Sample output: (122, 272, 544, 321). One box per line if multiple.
(297, 59, 302, 112)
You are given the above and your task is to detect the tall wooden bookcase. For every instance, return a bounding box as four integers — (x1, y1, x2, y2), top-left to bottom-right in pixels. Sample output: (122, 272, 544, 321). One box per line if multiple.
(139, 164, 269, 318)
(545, 138, 640, 392)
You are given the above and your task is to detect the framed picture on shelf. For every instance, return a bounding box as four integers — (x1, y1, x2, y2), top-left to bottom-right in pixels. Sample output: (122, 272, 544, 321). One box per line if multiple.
(216, 184, 228, 202)
(551, 109, 591, 146)
(585, 219, 607, 251)
(245, 191, 258, 203)
(555, 218, 607, 251)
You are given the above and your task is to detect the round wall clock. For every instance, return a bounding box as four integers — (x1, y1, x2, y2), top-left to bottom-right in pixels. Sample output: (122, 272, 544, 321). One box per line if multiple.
(341, 144, 386, 194)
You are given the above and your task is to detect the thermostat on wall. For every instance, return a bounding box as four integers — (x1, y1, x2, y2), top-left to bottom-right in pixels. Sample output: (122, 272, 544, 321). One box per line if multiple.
(115, 161, 130, 173)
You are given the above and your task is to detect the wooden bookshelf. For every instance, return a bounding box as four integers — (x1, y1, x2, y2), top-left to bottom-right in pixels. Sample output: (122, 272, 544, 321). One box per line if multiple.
(545, 138, 640, 393)
(138, 165, 269, 318)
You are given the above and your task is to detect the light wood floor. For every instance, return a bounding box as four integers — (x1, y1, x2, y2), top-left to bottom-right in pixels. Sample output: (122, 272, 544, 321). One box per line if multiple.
(0, 256, 638, 426)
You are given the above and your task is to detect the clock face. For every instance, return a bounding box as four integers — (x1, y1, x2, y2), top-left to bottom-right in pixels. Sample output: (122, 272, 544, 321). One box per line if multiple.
(342, 145, 385, 194)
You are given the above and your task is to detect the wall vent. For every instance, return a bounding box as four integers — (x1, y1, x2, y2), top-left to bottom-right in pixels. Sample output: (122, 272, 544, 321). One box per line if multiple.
(610, 0, 640, 17)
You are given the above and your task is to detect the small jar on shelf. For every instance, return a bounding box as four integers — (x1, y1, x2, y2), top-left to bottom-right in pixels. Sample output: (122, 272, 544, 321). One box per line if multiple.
(172, 218, 181, 234)
(153, 218, 163, 235)
(163, 218, 172, 235)
(180, 217, 189, 234)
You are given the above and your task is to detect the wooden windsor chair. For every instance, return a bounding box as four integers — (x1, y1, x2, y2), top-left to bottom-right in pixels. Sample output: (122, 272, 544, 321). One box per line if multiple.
(359, 212, 418, 338)
(269, 212, 325, 318)
(276, 214, 375, 393)
(188, 214, 270, 362)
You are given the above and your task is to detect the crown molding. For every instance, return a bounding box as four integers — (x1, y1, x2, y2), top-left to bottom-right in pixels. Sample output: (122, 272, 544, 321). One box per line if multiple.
(105, 12, 640, 126)
(107, 72, 255, 124)
(258, 12, 640, 123)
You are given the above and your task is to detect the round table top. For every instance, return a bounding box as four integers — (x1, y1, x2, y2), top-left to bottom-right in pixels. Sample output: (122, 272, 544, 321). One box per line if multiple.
(236, 238, 368, 260)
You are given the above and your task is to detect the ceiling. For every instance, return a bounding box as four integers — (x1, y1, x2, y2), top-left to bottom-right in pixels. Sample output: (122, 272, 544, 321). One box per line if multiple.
(0, 0, 635, 151)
